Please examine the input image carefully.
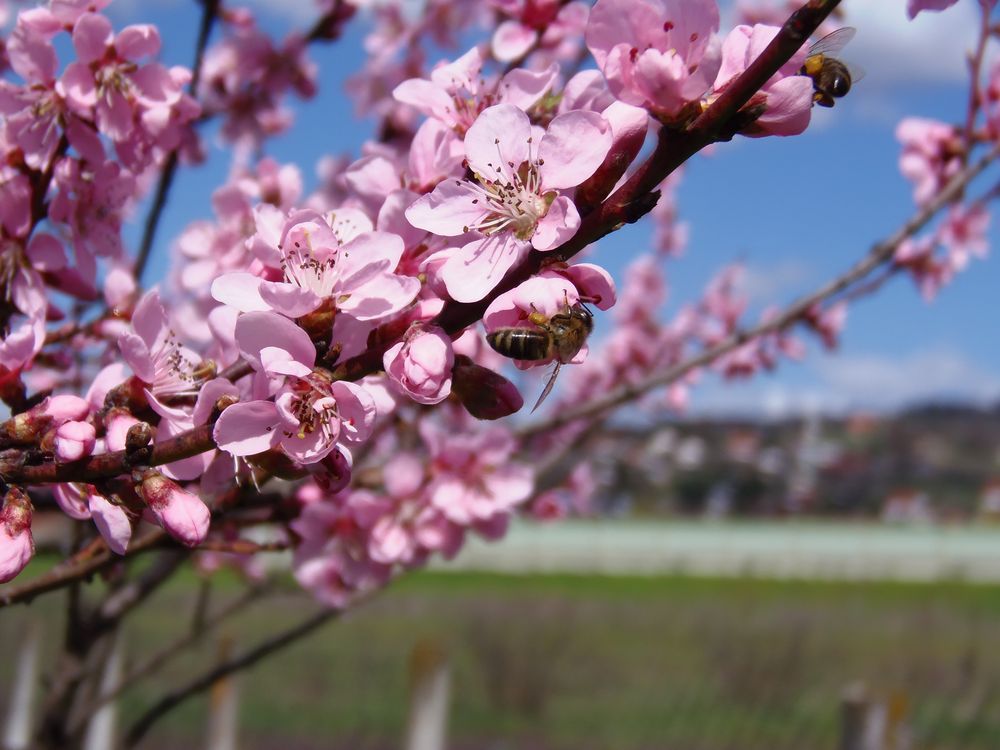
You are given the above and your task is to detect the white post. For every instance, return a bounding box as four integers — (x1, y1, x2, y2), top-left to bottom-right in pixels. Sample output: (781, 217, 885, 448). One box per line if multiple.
(404, 639, 450, 750)
(2, 619, 41, 750)
(83, 631, 125, 750)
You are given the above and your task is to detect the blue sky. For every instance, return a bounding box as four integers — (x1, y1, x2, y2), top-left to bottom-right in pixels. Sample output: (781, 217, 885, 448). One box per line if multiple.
(100, 0, 1000, 417)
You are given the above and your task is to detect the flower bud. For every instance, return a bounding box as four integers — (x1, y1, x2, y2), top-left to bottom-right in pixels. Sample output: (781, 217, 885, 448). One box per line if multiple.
(2, 394, 91, 445)
(383, 325, 454, 405)
(54, 420, 96, 463)
(0, 487, 34, 583)
(136, 469, 210, 547)
(451, 357, 524, 419)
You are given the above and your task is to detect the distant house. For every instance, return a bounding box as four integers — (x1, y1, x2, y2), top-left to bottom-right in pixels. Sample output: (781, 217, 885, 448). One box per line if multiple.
(881, 488, 934, 525)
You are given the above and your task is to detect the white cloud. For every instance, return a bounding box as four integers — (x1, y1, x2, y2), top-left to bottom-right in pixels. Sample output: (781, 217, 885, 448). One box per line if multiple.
(840, 0, 980, 87)
(738, 260, 814, 305)
(690, 346, 1000, 417)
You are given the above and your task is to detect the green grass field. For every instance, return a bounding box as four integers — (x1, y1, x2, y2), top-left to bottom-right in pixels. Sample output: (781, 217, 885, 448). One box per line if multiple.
(4, 570, 1000, 749)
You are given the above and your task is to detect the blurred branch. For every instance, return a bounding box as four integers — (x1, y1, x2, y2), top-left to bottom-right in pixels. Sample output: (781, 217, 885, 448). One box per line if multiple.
(133, 0, 220, 283)
(123, 606, 340, 748)
(75, 584, 271, 729)
(519, 142, 1000, 437)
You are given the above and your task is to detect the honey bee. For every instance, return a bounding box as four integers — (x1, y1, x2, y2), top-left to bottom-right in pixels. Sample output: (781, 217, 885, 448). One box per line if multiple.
(486, 303, 593, 412)
(801, 27, 862, 108)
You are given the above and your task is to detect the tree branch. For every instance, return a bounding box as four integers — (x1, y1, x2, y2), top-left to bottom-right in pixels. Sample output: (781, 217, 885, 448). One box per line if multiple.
(133, 0, 221, 284)
(334, 0, 844, 381)
(123, 607, 339, 748)
(519, 142, 1000, 437)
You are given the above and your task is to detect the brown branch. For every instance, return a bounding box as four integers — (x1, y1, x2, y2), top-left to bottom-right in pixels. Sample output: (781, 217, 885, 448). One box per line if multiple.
(133, 0, 221, 284)
(0, 530, 167, 608)
(123, 606, 340, 748)
(0, 423, 216, 485)
(335, 0, 843, 381)
(75, 584, 270, 726)
(518, 142, 1000, 437)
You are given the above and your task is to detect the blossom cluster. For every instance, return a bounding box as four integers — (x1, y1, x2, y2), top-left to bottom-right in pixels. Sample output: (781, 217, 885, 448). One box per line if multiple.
(0, 0, 991, 611)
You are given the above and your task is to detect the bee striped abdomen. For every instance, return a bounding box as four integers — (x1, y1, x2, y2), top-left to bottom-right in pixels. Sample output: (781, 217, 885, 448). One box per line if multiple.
(487, 328, 552, 361)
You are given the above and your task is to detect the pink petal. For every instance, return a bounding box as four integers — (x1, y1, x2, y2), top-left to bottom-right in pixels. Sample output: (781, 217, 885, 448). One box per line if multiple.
(211, 272, 269, 313)
(235, 311, 315, 371)
(441, 235, 528, 304)
(464, 104, 531, 185)
(539, 110, 613, 190)
(259, 281, 322, 318)
(491, 20, 537, 63)
(405, 179, 488, 237)
(89, 494, 132, 555)
(213, 400, 281, 457)
(72, 13, 113, 64)
(115, 24, 160, 60)
(532, 195, 579, 251)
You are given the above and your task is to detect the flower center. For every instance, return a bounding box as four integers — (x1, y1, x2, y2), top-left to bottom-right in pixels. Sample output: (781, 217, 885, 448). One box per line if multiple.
(464, 136, 550, 241)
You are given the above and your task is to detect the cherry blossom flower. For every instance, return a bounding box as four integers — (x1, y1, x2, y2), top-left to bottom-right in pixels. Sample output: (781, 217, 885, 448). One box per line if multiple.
(118, 289, 209, 418)
(405, 103, 612, 302)
(896, 117, 963, 206)
(291, 490, 392, 608)
(490, 0, 589, 63)
(211, 208, 420, 322)
(213, 312, 376, 466)
(393, 46, 558, 136)
(422, 420, 533, 528)
(709, 24, 813, 137)
(585, 0, 721, 121)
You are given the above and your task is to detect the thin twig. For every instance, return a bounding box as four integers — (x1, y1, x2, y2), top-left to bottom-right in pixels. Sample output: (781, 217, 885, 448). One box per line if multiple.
(123, 607, 339, 748)
(0, 530, 167, 608)
(133, 0, 220, 283)
(518, 143, 1000, 437)
(75, 584, 270, 725)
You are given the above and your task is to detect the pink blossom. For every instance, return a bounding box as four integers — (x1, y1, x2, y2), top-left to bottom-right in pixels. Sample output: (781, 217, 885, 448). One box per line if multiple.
(939, 204, 989, 271)
(211, 208, 420, 322)
(490, 0, 589, 63)
(213, 312, 376, 465)
(405, 104, 612, 302)
(0, 487, 33, 583)
(585, 0, 721, 121)
(906, 0, 962, 19)
(383, 325, 455, 405)
(291, 492, 392, 608)
(422, 421, 533, 526)
(137, 469, 210, 547)
(60, 12, 197, 164)
(896, 117, 963, 206)
(393, 46, 558, 135)
(118, 289, 206, 416)
(709, 24, 813, 137)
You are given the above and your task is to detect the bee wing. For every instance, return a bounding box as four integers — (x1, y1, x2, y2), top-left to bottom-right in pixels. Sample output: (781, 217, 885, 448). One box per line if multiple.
(808, 26, 856, 57)
(845, 60, 866, 85)
(530, 362, 562, 413)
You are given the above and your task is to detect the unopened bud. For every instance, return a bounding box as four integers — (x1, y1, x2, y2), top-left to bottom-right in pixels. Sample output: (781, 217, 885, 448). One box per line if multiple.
(0, 487, 34, 583)
(136, 469, 210, 547)
(452, 357, 524, 420)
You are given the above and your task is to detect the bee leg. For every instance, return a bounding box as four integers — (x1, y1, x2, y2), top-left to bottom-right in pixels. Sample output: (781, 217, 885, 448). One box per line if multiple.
(531, 363, 562, 413)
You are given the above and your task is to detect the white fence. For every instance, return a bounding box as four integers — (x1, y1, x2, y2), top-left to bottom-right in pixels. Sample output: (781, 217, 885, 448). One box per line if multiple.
(439, 521, 1000, 582)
